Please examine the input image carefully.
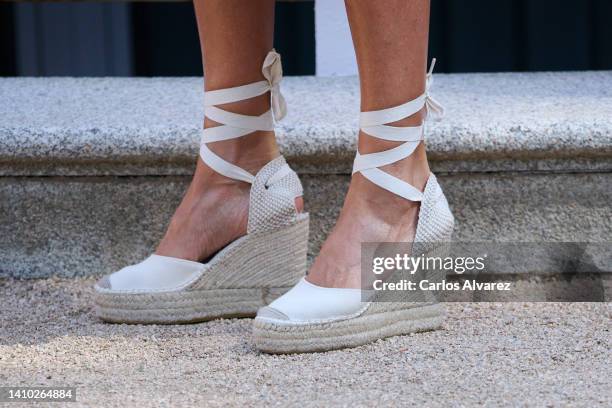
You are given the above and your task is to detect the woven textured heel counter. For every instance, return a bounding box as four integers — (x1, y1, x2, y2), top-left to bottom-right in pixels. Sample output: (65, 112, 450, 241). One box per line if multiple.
(248, 156, 304, 234)
(414, 175, 454, 248)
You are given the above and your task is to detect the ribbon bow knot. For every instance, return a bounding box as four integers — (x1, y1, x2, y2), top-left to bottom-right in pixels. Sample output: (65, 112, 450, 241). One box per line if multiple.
(424, 58, 445, 120)
(262, 50, 287, 122)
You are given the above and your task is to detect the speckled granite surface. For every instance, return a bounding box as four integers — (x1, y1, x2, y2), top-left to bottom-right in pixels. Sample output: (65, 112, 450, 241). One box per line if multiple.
(1, 72, 611, 176)
(1, 73, 611, 278)
(1, 278, 610, 407)
(2, 173, 610, 278)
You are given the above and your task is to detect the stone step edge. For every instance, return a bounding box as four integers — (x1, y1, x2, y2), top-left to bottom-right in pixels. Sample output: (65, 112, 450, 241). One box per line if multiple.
(2, 129, 611, 176)
(2, 72, 612, 176)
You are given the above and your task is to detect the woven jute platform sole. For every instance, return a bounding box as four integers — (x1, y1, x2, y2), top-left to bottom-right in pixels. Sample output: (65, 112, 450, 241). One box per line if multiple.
(95, 286, 291, 324)
(94, 214, 309, 324)
(253, 302, 445, 354)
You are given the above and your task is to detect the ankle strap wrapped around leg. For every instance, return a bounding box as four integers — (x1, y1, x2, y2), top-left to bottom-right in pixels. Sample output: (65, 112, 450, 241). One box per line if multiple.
(200, 50, 287, 184)
(353, 59, 445, 202)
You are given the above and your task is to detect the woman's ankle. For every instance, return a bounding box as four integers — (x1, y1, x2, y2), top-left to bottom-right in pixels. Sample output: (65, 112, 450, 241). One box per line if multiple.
(357, 104, 430, 189)
(202, 88, 279, 176)
(358, 132, 430, 191)
(203, 129, 280, 177)
(384, 142, 430, 192)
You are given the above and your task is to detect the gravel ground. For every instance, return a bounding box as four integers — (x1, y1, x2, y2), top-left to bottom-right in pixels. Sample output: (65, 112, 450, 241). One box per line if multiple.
(1, 278, 610, 407)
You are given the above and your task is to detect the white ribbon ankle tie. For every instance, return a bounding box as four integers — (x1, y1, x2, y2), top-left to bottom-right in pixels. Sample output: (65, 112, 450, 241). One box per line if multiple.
(200, 50, 289, 184)
(353, 59, 445, 202)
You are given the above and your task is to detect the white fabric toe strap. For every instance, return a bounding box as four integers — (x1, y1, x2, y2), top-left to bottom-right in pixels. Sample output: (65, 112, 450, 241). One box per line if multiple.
(353, 59, 445, 202)
(260, 278, 366, 322)
(200, 50, 287, 184)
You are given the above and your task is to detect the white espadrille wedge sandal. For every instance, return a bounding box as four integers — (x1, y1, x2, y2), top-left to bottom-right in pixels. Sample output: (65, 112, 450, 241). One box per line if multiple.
(94, 50, 309, 324)
(253, 60, 453, 353)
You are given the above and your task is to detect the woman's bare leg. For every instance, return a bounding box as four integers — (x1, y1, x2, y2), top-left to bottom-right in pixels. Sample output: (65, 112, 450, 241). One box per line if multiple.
(156, 0, 279, 261)
(307, 0, 431, 288)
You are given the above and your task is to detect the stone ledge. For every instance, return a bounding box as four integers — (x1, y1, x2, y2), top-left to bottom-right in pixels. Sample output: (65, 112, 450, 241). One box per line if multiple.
(1, 72, 611, 176)
(2, 172, 610, 278)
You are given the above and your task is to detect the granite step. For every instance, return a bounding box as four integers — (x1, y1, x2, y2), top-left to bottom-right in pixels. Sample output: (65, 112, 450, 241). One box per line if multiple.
(1, 72, 611, 279)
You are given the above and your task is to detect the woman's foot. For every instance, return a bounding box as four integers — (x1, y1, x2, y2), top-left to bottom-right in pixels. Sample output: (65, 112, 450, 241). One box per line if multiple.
(155, 159, 251, 262)
(155, 133, 304, 262)
(155, 129, 277, 262)
(95, 48, 312, 324)
(306, 142, 430, 289)
(96, 153, 310, 324)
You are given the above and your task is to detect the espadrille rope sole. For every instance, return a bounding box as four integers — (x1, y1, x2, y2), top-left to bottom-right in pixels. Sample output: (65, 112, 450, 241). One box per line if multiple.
(94, 213, 308, 324)
(95, 286, 292, 324)
(253, 239, 451, 353)
(253, 302, 444, 354)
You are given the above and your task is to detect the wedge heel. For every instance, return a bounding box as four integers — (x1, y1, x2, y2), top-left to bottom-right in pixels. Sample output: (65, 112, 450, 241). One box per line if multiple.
(254, 303, 444, 354)
(94, 213, 309, 324)
(253, 241, 448, 354)
(253, 172, 455, 353)
(94, 52, 309, 325)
